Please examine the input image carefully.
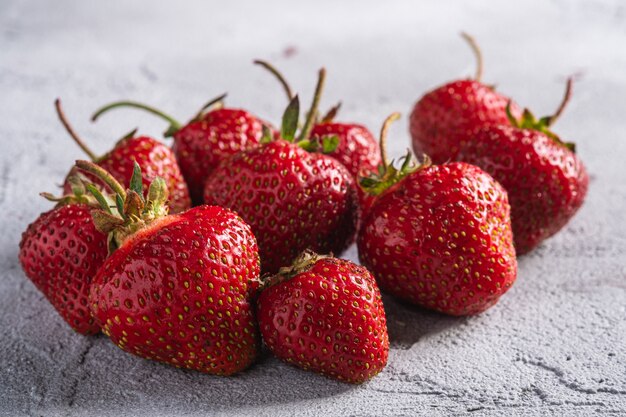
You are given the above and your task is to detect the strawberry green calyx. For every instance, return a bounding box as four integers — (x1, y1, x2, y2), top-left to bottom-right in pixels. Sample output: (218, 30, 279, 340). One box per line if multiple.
(256, 60, 338, 152)
(272, 68, 339, 154)
(76, 160, 169, 252)
(360, 151, 427, 196)
(460, 32, 484, 82)
(40, 175, 104, 207)
(280, 95, 300, 142)
(260, 125, 274, 144)
(257, 60, 326, 138)
(260, 250, 331, 290)
(360, 113, 431, 196)
(75, 160, 127, 198)
(506, 77, 576, 152)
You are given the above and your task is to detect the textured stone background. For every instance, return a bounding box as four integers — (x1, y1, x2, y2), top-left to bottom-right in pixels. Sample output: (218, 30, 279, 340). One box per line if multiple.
(1, 0, 625, 416)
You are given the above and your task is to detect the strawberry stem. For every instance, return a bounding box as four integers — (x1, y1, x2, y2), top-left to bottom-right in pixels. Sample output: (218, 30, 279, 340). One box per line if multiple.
(359, 114, 426, 197)
(55, 99, 99, 161)
(460, 32, 483, 82)
(75, 160, 127, 199)
(545, 77, 573, 127)
(379, 112, 401, 167)
(91, 101, 182, 137)
(254, 60, 294, 101)
(298, 68, 326, 142)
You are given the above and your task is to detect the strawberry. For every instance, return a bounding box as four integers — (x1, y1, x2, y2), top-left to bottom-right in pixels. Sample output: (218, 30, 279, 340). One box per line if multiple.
(256, 60, 380, 178)
(457, 79, 588, 254)
(358, 114, 517, 316)
(311, 118, 380, 178)
(204, 69, 358, 273)
(409, 33, 522, 163)
(56, 99, 191, 213)
(92, 94, 270, 204)
(79, 161, 261, 375)
(18, 178, 108, 334)
(256, 250, 389, 384)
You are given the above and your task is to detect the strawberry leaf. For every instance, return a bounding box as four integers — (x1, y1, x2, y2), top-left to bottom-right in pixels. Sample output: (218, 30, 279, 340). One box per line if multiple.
(281, 95, 300, 142)
(321, 135, 339, 154)
(91, 210, 124, 234)
(123, 190, 144, 219)
(86, 184, 113, 214)
(146, 177, 168, 217)
(260, 125, 274, 144)
(129, 161, 144, 200)
(67, 175, 86, 197)
(116, 194, 126, 220)
(360, 150, 426, 196)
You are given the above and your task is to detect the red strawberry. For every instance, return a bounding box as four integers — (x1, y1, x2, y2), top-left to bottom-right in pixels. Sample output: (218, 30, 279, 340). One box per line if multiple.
(256, 60, 380, 178)
(79, 161, 261, 375)
(311, 120, 380, 178)
(56, 99, 191, 213)
(409, 33, 522, 163)
(19, 179, 108, 334)
(204, 71, 358, 273)
(457, 79, 588, 254)
(92, 95, 270, 204)
(358, 114, 517, 316)
(256, 251, 389, 384)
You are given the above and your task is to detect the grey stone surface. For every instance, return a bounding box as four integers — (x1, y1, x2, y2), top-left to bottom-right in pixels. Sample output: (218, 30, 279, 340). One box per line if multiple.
(1, 0, 625, 415)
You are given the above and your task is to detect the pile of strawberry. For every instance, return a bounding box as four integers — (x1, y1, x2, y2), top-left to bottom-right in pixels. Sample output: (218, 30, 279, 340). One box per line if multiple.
(18, 36, 587, 384)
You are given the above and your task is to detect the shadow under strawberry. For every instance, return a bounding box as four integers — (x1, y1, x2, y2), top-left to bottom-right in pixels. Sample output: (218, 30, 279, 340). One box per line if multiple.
(382, 295, 467, 351)
(50, 336, 356, 410)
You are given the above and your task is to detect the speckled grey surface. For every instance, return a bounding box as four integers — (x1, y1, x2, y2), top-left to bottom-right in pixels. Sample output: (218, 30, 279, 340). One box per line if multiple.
(1, 0, 625, 416)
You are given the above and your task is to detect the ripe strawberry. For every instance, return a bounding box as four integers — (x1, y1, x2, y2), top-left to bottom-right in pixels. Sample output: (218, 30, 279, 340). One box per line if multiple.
(409, 33, 522, 163)
(79, 161, 261, 375)
(204, 70, 358, 273)
(18, 178, 108, 334)
(256, 60, 380, 178)
(457, 79, 588, 254)
(256, 251, 389, 384)
(56, 99, 191, 213)
(92, 94, 270, 204)
(358, 114, 517, 316)
(311, 118, 380, 178)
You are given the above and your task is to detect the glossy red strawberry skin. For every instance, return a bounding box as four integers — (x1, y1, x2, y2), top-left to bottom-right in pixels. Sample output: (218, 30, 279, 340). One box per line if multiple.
(257, 256, 389, 384)
(410, 80, 522, 163)
(64, 136, 191, 213)
(358, 162, 517, 316)
(311, 123, 380, 178)
(203, 140, 358, 274)
(89, 205, 261, 375)
(19, 204, 108, 334)
(457, 125, 589, 254)
(173, 108, 267, 204)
